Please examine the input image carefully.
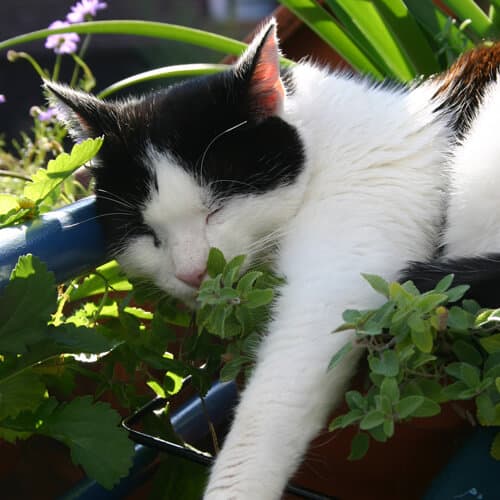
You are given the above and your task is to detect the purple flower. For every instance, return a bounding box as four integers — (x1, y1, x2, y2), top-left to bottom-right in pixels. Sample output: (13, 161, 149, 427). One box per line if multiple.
(37, 107, 58, 121)
(67, 0, 107, 23)
(45, 20, 80, 54)
(0, 94, 5, 104)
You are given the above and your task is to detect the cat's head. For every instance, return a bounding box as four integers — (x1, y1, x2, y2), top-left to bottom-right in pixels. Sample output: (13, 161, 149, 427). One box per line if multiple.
(46, 20, 305, 302)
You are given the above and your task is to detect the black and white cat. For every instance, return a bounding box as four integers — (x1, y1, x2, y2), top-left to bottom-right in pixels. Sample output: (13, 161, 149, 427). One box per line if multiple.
(47, 19, 500, 499)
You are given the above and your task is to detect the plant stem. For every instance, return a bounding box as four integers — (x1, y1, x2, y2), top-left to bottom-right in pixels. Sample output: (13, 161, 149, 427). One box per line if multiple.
(199, 394, 220, 454)
(0, 169, 31, 181)
(52, 54, 62, 81)
(70, 34, 92, 87)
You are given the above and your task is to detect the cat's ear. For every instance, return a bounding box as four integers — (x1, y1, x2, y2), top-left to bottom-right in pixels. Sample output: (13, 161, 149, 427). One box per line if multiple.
(44, 81, 112, 140)
(236, 18, 285, 121)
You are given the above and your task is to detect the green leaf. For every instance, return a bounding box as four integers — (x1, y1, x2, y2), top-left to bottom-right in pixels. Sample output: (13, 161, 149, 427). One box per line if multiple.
(348, 432, 370, 460)
(415, 293, 448, 314)
(441, 381, 470, 400)
(206, 247, 226, 278)
(434, 274, 454, 293)
(411, 326, 433, 353)
(0, 370, 46, 420)
(360, 410, 385, 430)
(380, 377, 400, 404)
(329, 409, 364, 431)
(24, 138, 103, 204)
(328, 342, 353, 371)
(476, 392, 496, 424)
(395, 396, 425, 419)
(452, 340, 483, 366)
(412, 398, 441, 418)
(440, 0, 498, 39)
(383, 418, 395, 438)
(279, 0, 384, 79)
(445, 285, 470, 303)
(237, 271, 263, 294)
(491, 432, 500, 460)
(245, 289, 274, 309)
(361, 273, 390, 297)
(98, 63, 228, 98)
(368, 350, 400, 377)
(40, 396, 134, 489)
(223, 255, 246, 286)
(345, 391, 368, 411)
(220, 357, 244, 382)
(51, 324, 119, 354)
(70, 261, 132, 301)
(480, 334, 500, 354)
(0, 254, 56, 353)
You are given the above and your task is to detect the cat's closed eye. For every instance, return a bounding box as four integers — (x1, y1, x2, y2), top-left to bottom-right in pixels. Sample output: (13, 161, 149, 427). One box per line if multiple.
(143, 226, 162, 248)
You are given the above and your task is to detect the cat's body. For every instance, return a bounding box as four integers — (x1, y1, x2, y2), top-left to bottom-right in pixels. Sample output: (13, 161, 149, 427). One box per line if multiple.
(47, 20, 500, 499)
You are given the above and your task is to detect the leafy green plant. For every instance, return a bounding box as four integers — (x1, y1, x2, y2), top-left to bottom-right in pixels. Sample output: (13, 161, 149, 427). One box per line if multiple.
(2, 0, 500, 493)
(329, 274, 500, 461)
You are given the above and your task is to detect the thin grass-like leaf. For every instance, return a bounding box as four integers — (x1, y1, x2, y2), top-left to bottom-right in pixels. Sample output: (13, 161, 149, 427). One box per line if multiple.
(97, 64, 229, 98)
(326, 0, 419, 81)
(440, 0, 498, 39)
(279, 0, 384, 79)
(375, 0, 440, 76)
(0, 21, 245, 55)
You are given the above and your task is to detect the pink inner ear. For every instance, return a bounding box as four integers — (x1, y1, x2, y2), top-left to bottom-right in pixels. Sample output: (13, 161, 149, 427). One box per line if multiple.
(248, 26, 285, 120)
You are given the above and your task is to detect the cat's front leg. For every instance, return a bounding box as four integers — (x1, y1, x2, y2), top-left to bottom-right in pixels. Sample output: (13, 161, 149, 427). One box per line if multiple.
(203, 286, 363, 500)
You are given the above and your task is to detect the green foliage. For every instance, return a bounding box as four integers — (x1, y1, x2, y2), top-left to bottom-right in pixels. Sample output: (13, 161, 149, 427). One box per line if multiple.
(2, 0, 500, 491)
(329, 273, 500, 461)
(279, 0, 497, 81)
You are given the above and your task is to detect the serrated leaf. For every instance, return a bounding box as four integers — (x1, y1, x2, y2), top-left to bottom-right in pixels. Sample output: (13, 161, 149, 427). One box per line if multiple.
(395, 396, 424, 419)
(348, 432, 370, 460)
(328, 342, 353, 371)
(360, 410, 385, 430)
(206, 247, 226, 278)
(0, 370, 46, 420)
(51, 324, 119, 354)
(460, 363, 481, 389)
(24, 137, 103, 203)
(245, 289, 274, 309)
(362, 273, 389, 297)
(0, 254, 56, 353)
(40, 396, 134, 489)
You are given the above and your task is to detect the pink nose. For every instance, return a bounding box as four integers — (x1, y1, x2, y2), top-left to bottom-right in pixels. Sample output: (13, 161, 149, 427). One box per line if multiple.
(175, 267, 207, 288)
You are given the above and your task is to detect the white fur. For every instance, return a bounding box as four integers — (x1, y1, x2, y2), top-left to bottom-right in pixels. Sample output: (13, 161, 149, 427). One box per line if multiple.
(119, 64, 451, 498)
(443, 77, 500, 258)
(201, 64, 450, 499)
(108, 33, 457, 500)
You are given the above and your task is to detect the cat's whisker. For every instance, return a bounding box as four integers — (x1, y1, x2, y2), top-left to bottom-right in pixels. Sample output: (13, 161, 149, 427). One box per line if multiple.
(196, 120, 248, 181)
(64, 212, 134, 229)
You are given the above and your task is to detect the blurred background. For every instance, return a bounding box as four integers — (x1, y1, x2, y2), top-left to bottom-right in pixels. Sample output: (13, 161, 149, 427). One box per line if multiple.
(0, 0, 277, 142)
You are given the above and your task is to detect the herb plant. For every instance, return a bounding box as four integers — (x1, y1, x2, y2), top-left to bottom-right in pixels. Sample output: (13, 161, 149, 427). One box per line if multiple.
(1, 0, 500, 494)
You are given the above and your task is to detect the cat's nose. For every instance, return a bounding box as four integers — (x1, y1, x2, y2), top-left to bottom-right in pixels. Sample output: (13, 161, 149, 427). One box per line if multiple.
(175, 267, 207, 288)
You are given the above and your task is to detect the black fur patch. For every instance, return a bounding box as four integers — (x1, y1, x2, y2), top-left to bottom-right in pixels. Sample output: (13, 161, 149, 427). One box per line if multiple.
(82, 68, 304, 251)
(400, 255, 500, 308)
